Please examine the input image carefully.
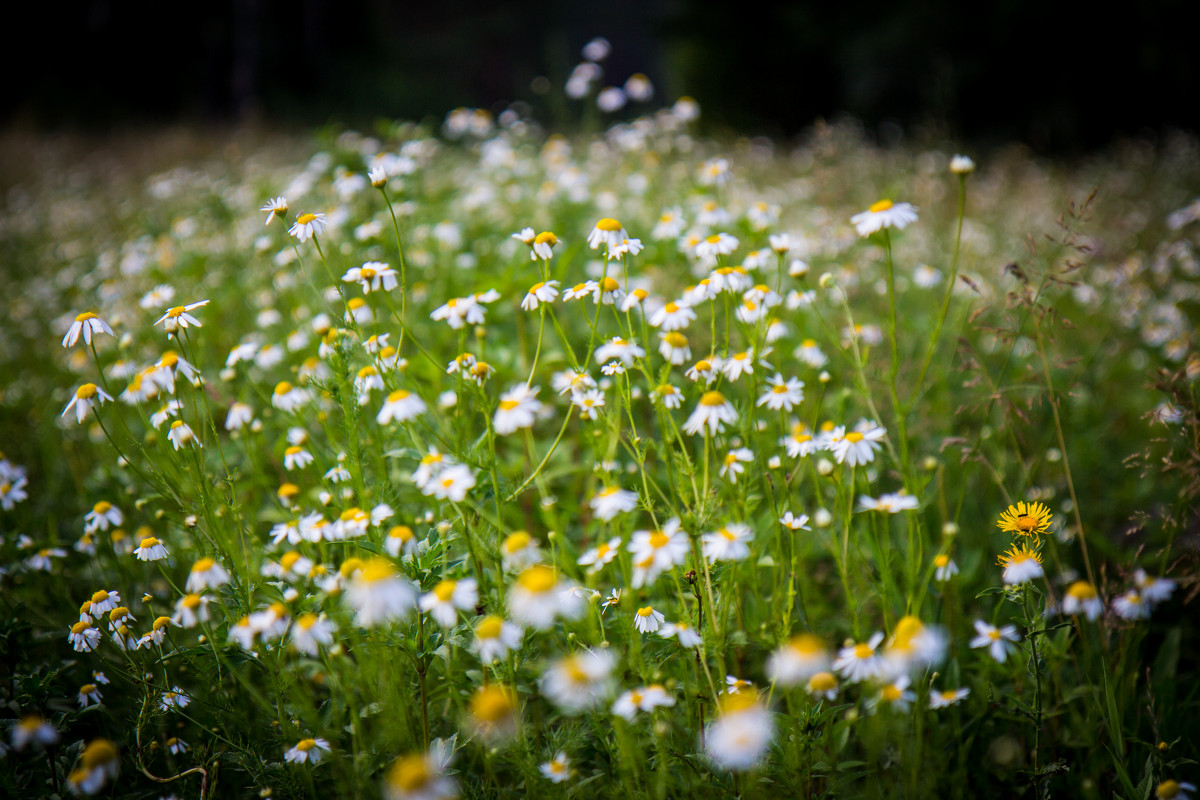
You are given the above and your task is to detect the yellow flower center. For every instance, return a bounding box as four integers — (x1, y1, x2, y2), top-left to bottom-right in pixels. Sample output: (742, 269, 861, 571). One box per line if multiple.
(274, 381, 293, 395)
(476, 616, 504, 639)
(432, 580, 457, 602)
(297, 213, 317, 225)
(934, 554, 950, 567)
(700, 391, 727, 407)
(648, 531, 670, 549)
(499, 399, 520, 411)
(517, 565, 556, 593)
(360, 558, 395, 583)
(387, 755, 431, 791)
(665, 332, 687, 347)
(596, 218, 623, 232)
(534, 231, 557, 245)
(76, 383, 99, 399)
(705, 234, 722, 244)
(637, 606, 654, 617)
(504, 532, 531, 552)
(471, 686, 514, 723)
(854, 643, 873, 659)
(869, 199, 894, 213)
(600, 276, 620, 292)
(297, 738, 317, 751)
(192, 557, 215, 572)
(182, 594, 202, 610)
(809, 671, 836, 691)
(72, 621, 90, 634)
(845, 432, 864, 443)
(389, 525, 414, 541)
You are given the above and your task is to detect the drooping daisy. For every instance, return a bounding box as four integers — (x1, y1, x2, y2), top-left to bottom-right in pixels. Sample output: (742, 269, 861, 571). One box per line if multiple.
(970, 620, 1020, 662)
(998, 543, 1044, 585)
(172, 594, 210, 628)
(290, 613, 336, 655)
(658, 332, 692, 365)
(260, 196, 288, 224)
(186, 557, 229, 592)
(806, 671, 839, 701)
(933, 553, 959, 582)
(721, 348, 762, 381)
(1112, 589, 1151, 620)
(272, 382, 310, 413)
(167, 420, 199, 450)
(500, 531, 542, 569)
(883, 615, 947, 676)
(62, 383, 113, 424)
(766, 633, 830, 686)
(850, 199, 919, 237)
(66, 738, 120, 796)
(587, 218, 628, 251)
(11, 714, 58, 750)
(68, 622, 102, 652)
(651, 383, 683, 408)
(521, 280, 560, 310)
(63, 312, 115, 348)
(85, 501, 123, 533)
(377, 389, 427, 425)
(133, 536, 168, 562)
(165, 736, 190, 755)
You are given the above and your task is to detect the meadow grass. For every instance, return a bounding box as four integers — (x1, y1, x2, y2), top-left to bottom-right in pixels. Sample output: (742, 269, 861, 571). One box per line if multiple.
(0, 113, 1197, 799)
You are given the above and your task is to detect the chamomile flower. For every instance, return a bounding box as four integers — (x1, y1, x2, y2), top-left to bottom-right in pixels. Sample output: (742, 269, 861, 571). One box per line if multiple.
(612, 685, 675, 721)
(500, 531, 542, 569)
(633, 606, 665, 633)
(1156, 781, 1197, 800)
(1113, 589, 1151, 620)
(628, 519, 689, 586)
(857, 492, 919, 513)
(659, 620, 703, 647)
(998, 543, 1044, 585)
(833, 632, 887, 683)
(508, 565, 581, 629)
(850, 199, 919, 237)
(260, 196, 288, 224)
(719, 448, 754, 483)
(467, 684, 519, 742)
(272, 382, 310, 413)
(722, 348, 762, 381)
(830, 421, 886, 466)
(289, 613, 336, 655)
(133, 536, 168, 561)
(345, 558, 417, 626)
(929, 687, 971, 709)
(767, 634, 830, 685)
(1134, 569, 1177, 604)
(165, 736, 190, 754)
(779, 510, 811, 530)
(167, 420, 199, 450)
(577, 537, 622, 573)
(587, 218, 628, 251)
(187, 557, 229, 591)
(472, 615, 524, 663)
(343, 261, 398, 293)
(540, 752, 572, 783)
(589, 486, 639, 520)
(11, 714, 58, 750)
(532, 231, 559, 261)
(426, 464, 476, 502)
(970, 620, 1020, 663)
(85, 501, 123, 532)
(794, 339, 828, 368)
(683, 391, 738, 436)
(694, 232, 739, 261)
(285, 737, 331, 764)
(572, 389, 606, 419)
(154, 300, 210, 333)
(651, 383, 682, 408)
(702, 522, 753, 562)
(806, 671, 839, 701)
(521, 280, 560, 310)
(594, 337, 644, 365)
(383, 750, 457, 800)
(883, 616, 947, 676)
(68, 621, 102, 652)
(377, 389, 427, 425)
(757, 374, 804, 411)
(289, 212, 327, 242)
(658, 332, 692, 364)
(62, 383, 113, 424)
(933, 553, 959, 582)
(704, 694, 774, 771)
(869, 675, 916, 713)
(67, 738, 120, 795)
(63, 312, 115, 348)
(1062, 581, 1103, 620)
(420, 578, 479, 628)
(649, 301, 697, 331)
(172, 594, 210, 628)
(540, 649, 615, 712)
(494, 385, 543, 435)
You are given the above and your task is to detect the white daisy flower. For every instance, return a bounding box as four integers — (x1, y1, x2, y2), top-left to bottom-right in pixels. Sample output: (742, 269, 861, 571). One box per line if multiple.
(969, 620, 1020, 662)
(850, 199, 919, 237)
(62, 312, 115, 348)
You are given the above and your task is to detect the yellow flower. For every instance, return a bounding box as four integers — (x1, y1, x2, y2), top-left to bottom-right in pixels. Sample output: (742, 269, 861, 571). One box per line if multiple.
(996, 501, 1053, 539)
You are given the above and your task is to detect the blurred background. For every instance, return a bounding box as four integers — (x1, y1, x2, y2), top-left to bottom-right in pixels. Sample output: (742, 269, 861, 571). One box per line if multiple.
(4, 0, 1196, 151)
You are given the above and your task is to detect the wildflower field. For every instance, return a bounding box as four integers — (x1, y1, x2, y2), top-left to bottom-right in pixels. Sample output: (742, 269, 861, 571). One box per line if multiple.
(1, 105, 1198, 800)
